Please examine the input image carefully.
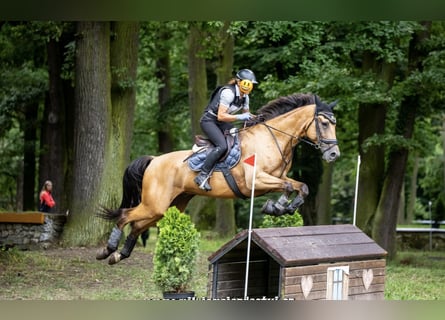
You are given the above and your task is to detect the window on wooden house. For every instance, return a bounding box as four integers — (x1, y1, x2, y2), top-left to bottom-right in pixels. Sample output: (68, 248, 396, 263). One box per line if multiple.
(326, 266, 349, 300)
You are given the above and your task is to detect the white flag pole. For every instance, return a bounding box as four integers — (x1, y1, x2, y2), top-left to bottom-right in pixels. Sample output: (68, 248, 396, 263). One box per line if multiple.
(353, 155, 361, 226)
(244, 153, 257, 300)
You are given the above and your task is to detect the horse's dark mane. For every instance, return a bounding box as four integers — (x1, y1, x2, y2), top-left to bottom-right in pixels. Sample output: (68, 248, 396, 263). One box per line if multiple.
(254, 93, 315, 121)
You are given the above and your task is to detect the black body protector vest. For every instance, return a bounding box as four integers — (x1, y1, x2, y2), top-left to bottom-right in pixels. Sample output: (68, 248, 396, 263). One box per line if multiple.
(203, 84, 247, 120)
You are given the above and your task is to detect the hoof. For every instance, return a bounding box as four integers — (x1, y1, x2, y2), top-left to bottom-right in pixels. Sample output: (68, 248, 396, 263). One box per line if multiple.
(96, 247, 114, 260)
(285, 196, 304, 214)
(261, 199, 275, 215)
(108, 252, 122, 265)
(261, 199, 286, 217)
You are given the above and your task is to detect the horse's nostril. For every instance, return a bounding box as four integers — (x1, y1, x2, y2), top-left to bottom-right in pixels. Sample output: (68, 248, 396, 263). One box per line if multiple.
(329, 151, 339, 160)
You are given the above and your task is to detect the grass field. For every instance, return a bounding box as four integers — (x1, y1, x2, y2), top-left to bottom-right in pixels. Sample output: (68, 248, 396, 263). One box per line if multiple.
(1, 230, 444, 300)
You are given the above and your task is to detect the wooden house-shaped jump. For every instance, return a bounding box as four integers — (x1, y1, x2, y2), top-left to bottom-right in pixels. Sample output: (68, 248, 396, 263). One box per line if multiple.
(207, 224, 387, 300)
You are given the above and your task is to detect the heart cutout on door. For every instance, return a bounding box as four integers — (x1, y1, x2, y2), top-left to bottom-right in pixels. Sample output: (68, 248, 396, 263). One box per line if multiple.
(301, 275, 313, 299)
(362, 269, 373, 291)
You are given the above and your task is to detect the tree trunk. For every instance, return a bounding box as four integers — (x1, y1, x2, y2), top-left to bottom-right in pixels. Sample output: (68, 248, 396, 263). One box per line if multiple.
(40, 36, 72, 213)
(188, 22, 208, 138)
(293, 144, 322, 225)
(65, 22, 112, 245)
(23, 102, 38, 210)
(372, 22, 431, 258)
(215, 198, 236, 237)
(65, 22, 139, 245)
(397, 183, 406, 224)
(442, 114, 445, 203)
(156, 27, 174, 153)
(104, 21, 139, 199)
(356, 101, 386, 234)
(215, 21, 234, 85)
(356, 51, 394, 235)
(187, 22, 210, 226)
(372, 97, 416, 257)
(214, 21, 236, 237)
(316, 161, 334, 225)
(406, 154, 419, 224)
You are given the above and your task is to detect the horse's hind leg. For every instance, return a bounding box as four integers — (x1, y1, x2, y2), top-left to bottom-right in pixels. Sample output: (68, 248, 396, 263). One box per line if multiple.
(108, 214, 162, 265)
(96, 225, 123, 260)
(96, 208, 126, 260)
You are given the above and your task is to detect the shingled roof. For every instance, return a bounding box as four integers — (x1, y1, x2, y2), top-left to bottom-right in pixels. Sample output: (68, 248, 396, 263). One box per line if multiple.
(208, 224, 387, 267)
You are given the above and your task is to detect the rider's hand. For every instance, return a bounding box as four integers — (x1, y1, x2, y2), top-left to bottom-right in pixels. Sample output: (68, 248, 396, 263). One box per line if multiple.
(236, 113, 253, 121)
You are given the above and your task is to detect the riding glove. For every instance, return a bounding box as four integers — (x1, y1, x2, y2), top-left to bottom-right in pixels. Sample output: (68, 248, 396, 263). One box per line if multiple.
(236, 113, 253, 121)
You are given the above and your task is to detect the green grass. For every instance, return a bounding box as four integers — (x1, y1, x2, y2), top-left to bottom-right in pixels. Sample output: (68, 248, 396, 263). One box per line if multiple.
(385, 251, 445, 300)
(1, 231, 445, 300)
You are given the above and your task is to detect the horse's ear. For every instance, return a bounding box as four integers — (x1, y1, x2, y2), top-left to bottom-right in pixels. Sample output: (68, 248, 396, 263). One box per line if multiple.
(314, 95, 321, 105)
(328, 99, 339, 110)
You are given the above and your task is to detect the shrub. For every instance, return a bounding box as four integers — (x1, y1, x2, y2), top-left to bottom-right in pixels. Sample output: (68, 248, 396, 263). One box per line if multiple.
(259, 211, 304, 228)
(152, 206, 200, 293)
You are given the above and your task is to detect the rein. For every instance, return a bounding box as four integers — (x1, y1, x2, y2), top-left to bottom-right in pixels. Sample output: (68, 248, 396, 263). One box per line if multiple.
(233, 104, 338, 175)
(244, 107, 338, 168)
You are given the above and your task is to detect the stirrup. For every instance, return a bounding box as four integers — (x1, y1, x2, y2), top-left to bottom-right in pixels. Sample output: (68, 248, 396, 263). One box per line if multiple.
(194, 172, 212, 191)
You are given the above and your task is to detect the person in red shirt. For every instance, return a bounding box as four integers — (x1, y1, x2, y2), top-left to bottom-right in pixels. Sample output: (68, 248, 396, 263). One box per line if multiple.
(39, 180, 56, 213)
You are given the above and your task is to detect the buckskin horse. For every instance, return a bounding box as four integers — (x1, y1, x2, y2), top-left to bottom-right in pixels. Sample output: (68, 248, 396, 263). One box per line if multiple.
(97, 93, 340, 265)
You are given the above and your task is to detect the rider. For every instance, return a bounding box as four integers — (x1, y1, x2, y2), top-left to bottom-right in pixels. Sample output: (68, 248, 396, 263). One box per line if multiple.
(194, 68, 258, 191)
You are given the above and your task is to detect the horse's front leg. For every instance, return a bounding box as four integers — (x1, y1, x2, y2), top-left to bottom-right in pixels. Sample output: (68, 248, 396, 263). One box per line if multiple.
(254, 173, 309, 216)
(261, 182, 293, 216)
(281, 177, 309, 215)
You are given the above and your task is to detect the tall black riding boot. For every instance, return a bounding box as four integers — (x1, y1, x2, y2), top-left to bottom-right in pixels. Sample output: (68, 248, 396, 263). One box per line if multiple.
(194, 147, 222, 191)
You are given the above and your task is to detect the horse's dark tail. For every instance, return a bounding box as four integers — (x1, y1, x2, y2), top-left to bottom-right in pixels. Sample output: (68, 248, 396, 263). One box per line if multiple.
(121, 155, 154, 246)
(119, 155, 154, 209)
(97, 206, 122, 221)
(97, 155, 154, 223)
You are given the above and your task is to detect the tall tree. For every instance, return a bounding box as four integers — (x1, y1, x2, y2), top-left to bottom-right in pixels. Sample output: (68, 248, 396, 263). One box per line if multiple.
(188, 22, 208, 138)
(356, 60, 394, 234)
(155, 25, 174, 153)
(214, 21, 236, 237)
(64, 22, 139, 245)
(40, 26, 75, 213)
(372, 22, 433, 257)
(186, 22, 210, 226)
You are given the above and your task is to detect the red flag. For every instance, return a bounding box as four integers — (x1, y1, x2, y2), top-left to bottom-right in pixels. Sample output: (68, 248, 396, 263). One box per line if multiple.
(244, 154, 256, 166)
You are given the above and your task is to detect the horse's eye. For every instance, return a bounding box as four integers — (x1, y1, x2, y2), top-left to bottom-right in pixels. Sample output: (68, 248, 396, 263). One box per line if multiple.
(321, 120, 329, 129)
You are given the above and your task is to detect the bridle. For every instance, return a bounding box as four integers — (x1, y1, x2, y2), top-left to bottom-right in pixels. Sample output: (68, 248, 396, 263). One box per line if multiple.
(299, 109, 338, 150)
(244, 107, 338, 176)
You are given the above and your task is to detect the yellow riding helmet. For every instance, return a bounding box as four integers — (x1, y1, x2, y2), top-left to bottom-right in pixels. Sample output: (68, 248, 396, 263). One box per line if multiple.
(239, 79, 253, 94)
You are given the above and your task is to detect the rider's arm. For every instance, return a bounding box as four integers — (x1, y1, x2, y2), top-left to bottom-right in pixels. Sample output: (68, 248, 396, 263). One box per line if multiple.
(217, 104, 241, 122)
(217, 88, 249, 122)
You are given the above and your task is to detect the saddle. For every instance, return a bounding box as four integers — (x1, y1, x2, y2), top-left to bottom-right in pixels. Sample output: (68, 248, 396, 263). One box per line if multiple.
(186, 130, 246, 199)
(187, 130, 240, 171)
(192, 130, 236, 161)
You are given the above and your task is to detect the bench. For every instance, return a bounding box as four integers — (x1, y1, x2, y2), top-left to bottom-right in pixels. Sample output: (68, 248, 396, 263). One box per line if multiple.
(0, 212, 45, 224)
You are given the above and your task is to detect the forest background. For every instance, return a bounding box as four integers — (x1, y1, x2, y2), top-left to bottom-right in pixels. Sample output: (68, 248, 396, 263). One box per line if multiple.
(1, 21, 444, 259)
